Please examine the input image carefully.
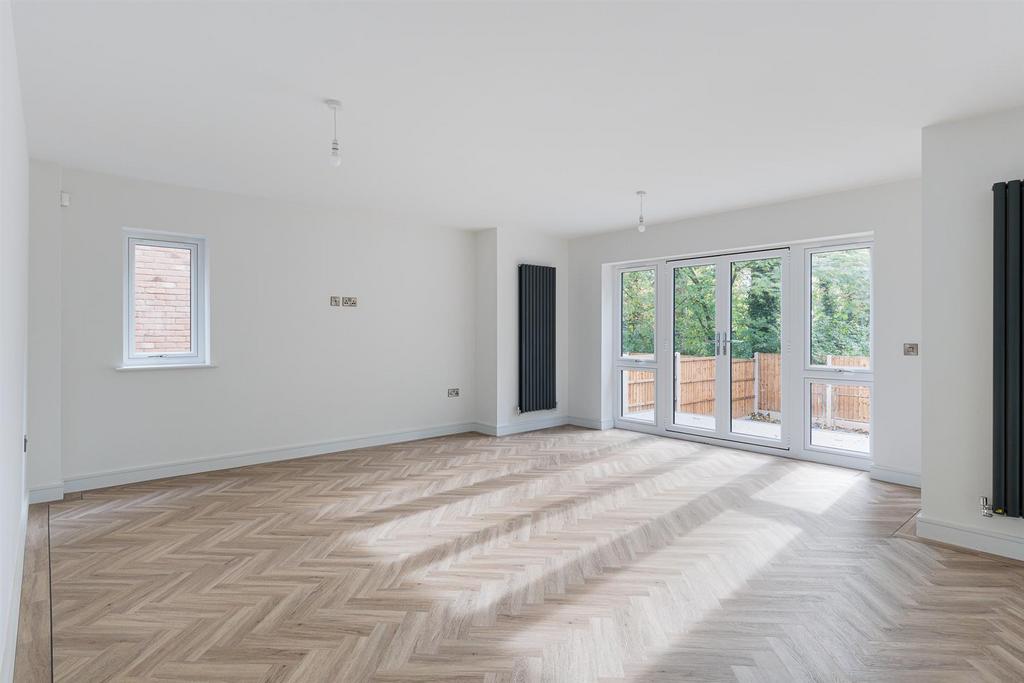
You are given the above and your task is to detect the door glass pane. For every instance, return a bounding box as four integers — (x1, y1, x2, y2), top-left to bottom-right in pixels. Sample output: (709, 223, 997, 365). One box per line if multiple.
(730, 258, 782, 441)
(621, 370, 655, 422)
(620, 269, 656, 360)
(673, 264, 716, 431)
(809, 382, 871, 454)
(810, 248, 871, 368)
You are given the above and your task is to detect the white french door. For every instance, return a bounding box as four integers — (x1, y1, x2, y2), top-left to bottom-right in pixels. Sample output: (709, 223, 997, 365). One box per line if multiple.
(614, 249, 790, 450)
(663, 249, 789, 449)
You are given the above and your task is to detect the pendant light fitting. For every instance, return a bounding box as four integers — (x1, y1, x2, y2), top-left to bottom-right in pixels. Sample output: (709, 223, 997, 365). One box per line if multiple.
(325, 99, 342, 167)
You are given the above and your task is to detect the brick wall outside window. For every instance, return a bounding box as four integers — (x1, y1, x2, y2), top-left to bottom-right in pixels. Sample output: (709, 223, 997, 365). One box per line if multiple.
(133, 244, 192, 353)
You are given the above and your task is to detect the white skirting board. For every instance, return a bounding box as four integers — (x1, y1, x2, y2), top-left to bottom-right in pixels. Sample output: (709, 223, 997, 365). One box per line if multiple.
(869, 465, 921, 488)
(476, 414, 614, 436)
(47, 420, 587, 499)
(916, 516, 1024, 562)
(28, 481, 65, 504)
(62, 422, 482, 494)
(51, 419, 605, 497)
(568, 416, 613, 430)
(475, 415, 570, 437)
(43, 418, 913, 508)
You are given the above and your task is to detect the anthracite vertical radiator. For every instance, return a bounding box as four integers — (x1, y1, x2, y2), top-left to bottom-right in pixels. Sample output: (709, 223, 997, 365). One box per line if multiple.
(993, 180, 1023, 517)
(518, 264, 556, 413)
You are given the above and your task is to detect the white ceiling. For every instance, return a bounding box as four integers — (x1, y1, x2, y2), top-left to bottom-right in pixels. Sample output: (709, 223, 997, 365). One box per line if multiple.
(12, 1, 1024, 235)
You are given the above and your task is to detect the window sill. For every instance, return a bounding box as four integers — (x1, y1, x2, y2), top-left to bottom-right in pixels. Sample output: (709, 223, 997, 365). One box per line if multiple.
(115, 363, 216, 372)
(804, 445, 872, 460)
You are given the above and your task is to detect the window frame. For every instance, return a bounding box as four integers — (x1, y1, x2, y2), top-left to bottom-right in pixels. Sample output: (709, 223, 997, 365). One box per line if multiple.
(803, 377, 873, 459)
(801, 240, 873, 459)
(618, 368, 658, 425)
(803, 242, 873, 375)
(614, 263, 660, 366)
(613, 262, 661, 431)
(122, 228, 209, 368)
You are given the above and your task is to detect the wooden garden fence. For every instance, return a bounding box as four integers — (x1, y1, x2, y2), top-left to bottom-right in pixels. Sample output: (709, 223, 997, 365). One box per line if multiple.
(674, 353, 779, 419)
(625, 353, 869, 424)
(623, 370, 656, 413)
(810, 355, 870, 425)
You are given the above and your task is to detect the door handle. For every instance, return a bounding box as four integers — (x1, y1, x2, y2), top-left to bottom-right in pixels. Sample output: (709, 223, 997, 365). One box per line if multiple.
(705, 332, 720, 356)
(673, 352, 680, 405)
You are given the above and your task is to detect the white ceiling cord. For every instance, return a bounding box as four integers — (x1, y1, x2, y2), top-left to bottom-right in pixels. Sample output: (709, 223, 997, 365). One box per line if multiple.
(636, 190, 647, 233)
(325, 99, 342, 168)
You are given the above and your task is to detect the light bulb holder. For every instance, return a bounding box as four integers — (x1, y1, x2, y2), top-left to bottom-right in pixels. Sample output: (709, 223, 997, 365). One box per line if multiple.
(325, 99, 342, 168)
(636, 190, 647, 233)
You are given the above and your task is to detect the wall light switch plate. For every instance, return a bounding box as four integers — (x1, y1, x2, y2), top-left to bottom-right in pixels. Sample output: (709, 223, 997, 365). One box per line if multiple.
(341, 297, 358, 307)
(330, 296, 341, 307)
(903, 343, 919, 356)
(448, 388, 460, 398)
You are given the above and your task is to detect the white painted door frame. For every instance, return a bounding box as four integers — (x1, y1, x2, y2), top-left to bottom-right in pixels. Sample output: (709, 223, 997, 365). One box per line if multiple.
(660, 248, 790, 451)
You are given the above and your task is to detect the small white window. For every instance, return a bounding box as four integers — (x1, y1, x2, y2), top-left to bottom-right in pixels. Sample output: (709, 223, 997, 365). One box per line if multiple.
(122, 229, 208, 367)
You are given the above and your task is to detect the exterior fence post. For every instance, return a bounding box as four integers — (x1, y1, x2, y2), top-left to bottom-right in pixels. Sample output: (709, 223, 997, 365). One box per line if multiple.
(753, 352, 760, 415)
(825, 382, 834, 429)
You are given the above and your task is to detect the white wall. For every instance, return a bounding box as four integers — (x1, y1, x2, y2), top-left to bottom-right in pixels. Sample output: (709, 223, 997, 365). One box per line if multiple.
(919, 106, 1024, 560)
(873, 187, 923, 485)
(494, 229, 568, 434)
(474, 228, 498, 429)
(567, 180, 922, 482)
(26, 161, 61, 500)
(30, 162, 480, 491)
(0, 1, 29, 678)
(470, 227, 569, 435)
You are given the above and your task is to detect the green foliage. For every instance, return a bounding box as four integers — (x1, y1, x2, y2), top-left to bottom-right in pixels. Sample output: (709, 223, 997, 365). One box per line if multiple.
(810, 249, 871, 364)
(672, 260, 781, 359)
(621, 250, 868, 365)
(673, 265, 716, 356)
(620, 269, 656, 357)
(730, 259, 782, 359)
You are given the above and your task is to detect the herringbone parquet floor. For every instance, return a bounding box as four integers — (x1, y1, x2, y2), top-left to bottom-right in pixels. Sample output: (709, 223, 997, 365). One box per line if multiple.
(27, 427, 1024, 681)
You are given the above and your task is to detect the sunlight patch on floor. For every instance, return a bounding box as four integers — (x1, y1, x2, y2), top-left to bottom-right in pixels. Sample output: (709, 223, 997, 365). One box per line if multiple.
(457, 457, 769, 616)
(389, 454, 767, 582)
(350, 447, 760, 555)
(504, 509, 802, 682)
(751, 464, 861, 514)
